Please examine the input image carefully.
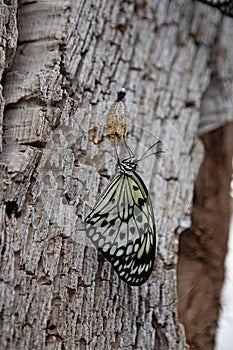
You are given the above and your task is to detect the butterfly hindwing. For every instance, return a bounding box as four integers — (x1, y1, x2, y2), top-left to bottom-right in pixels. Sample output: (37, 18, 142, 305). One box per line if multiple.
(86, 169, 156, 286)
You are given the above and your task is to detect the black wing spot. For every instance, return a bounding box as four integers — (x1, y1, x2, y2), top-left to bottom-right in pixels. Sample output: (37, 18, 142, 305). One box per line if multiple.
(109, 219, 116, 226)
(109, 229, 116, 236)
(133, 185, 139, 191)
(93, 212, 108, 219)
(137, 214, 143, 223)
(130, 227, 135, 234)
(88, 220, 95, 225)
(138, 197, 146, 207)
(101, 220, 108, 227)
(139, 227, 144, 236)
(120, 232, 126, 240)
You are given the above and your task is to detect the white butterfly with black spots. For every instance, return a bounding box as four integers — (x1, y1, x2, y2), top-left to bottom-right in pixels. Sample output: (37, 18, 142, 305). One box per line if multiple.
(85, 153, 157, 286)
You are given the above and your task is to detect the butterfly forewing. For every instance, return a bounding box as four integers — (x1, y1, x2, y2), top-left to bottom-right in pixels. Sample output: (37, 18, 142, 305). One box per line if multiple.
(86, 165, 156, 286)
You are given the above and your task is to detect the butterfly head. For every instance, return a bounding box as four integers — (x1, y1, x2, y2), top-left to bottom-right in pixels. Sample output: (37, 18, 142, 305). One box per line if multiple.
(118, 157, 138, 173)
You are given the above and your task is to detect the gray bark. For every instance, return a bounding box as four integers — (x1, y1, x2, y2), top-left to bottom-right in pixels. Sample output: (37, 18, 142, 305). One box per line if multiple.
(0, 1, 232, 349)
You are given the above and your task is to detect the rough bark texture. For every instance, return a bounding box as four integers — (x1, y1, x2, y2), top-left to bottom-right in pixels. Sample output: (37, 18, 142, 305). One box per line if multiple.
(0, 0, 232, 349)
(0, 0, 18, 152)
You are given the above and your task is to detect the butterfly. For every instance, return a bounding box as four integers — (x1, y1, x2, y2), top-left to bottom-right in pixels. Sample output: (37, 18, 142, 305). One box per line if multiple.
(106, 88, 127, 144)
(85, 142, 161, 286)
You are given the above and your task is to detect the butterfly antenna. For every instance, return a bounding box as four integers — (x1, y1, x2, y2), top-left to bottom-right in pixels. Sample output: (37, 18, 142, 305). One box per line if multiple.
(114, 139, 120, 164)
(139, 140, 162, 161)
(140, 149, 165, 161)
(124, 139, 134, 158)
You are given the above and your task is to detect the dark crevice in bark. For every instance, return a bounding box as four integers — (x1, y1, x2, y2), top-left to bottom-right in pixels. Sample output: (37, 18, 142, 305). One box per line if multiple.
(177, 123, 233, 350)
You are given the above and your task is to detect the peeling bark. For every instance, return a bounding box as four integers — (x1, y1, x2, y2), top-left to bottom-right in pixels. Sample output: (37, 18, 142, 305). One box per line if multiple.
(0, 0, 18, 152)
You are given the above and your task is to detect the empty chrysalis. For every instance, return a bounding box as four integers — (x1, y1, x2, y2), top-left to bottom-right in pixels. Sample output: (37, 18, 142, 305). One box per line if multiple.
(106, 88, 127, 144)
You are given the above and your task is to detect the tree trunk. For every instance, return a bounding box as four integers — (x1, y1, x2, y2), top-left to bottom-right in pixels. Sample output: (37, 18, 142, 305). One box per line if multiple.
(0, 1, 232, 349)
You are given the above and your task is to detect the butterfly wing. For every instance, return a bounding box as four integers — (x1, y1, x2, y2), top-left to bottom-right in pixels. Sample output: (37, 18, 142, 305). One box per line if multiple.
(85, 171, 156, 286)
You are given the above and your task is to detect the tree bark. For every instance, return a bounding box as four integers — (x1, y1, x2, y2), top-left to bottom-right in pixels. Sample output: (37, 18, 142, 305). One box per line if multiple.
(0, 1, 232, 349)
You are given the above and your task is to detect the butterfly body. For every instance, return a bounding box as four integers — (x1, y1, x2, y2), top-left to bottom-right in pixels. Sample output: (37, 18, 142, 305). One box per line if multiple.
(85, 157, 156, 286)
